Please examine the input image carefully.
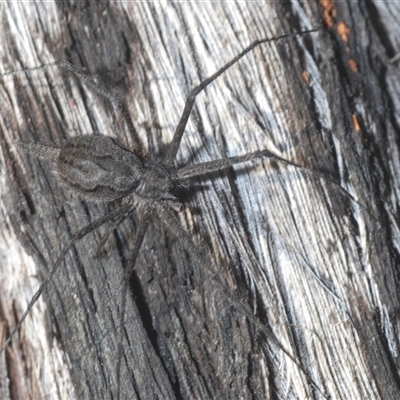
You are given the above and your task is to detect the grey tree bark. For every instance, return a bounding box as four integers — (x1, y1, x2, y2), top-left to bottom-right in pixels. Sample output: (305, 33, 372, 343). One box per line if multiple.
(1, 1, 400, 399)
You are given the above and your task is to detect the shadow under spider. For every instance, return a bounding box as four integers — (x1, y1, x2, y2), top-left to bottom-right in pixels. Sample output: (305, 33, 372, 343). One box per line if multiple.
(2, 27, 366, 398)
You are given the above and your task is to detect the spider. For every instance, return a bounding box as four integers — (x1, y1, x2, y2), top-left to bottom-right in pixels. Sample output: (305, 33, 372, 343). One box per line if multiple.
(1, 26, 370, 398)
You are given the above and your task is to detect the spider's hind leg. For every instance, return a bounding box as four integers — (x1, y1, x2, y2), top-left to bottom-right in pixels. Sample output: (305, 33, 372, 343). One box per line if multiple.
(115, 204, 152, 400)
(157, 202, 326, 398)
(58, 61, 141, 155)
(2, 60, 141, 154)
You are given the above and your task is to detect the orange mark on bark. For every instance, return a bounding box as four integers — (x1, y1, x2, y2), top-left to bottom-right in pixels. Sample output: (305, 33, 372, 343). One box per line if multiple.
(319, 0, 337, 28)
(348, 59, 359, 72)
(352, 115, 361, 132)
(302, 70, 310, 85)
(337, 21, 351, 43)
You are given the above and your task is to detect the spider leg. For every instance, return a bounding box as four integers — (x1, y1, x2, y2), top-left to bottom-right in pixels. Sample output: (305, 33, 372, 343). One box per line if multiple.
(157, 202, 326, 397)
(58, 61, 141, 155)
(0, 205, 130, 353)
(163, 28, 319, 167)
(177, 149, 271, 179)
(92, 204, 138, 257)
(2, 61, 141, 155)
(177, 148, 373, 218)
(116, 204, 152, 400)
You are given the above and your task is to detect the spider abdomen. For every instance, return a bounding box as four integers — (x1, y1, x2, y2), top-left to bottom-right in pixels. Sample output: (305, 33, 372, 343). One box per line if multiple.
(57, 135, 143, 202)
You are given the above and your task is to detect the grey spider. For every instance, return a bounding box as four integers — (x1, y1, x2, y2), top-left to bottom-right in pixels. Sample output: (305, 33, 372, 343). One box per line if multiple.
(2, 27, 366, 398)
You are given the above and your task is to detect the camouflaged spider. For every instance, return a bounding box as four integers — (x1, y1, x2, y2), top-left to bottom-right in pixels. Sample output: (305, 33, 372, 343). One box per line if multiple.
(3, 27, 368, 398)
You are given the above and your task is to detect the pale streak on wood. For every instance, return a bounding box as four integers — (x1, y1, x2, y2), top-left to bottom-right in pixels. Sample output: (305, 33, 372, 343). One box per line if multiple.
(1, 1, 400, 400)
(0, 202, 75, 400)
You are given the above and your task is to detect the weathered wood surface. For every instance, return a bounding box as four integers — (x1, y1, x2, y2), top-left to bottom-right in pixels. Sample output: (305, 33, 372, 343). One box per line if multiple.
(1, 1, 400, 399)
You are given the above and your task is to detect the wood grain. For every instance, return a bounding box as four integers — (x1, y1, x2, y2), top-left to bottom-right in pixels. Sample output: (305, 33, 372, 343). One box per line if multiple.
(1, 1, 400, 399)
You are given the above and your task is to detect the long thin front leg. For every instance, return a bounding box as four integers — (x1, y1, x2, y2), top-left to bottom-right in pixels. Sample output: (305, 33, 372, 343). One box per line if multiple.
(177, 148, 372, 217)
(157, 203, 326, 398)
(163, 28, 319, 168)
(0, 205, 131, 353)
